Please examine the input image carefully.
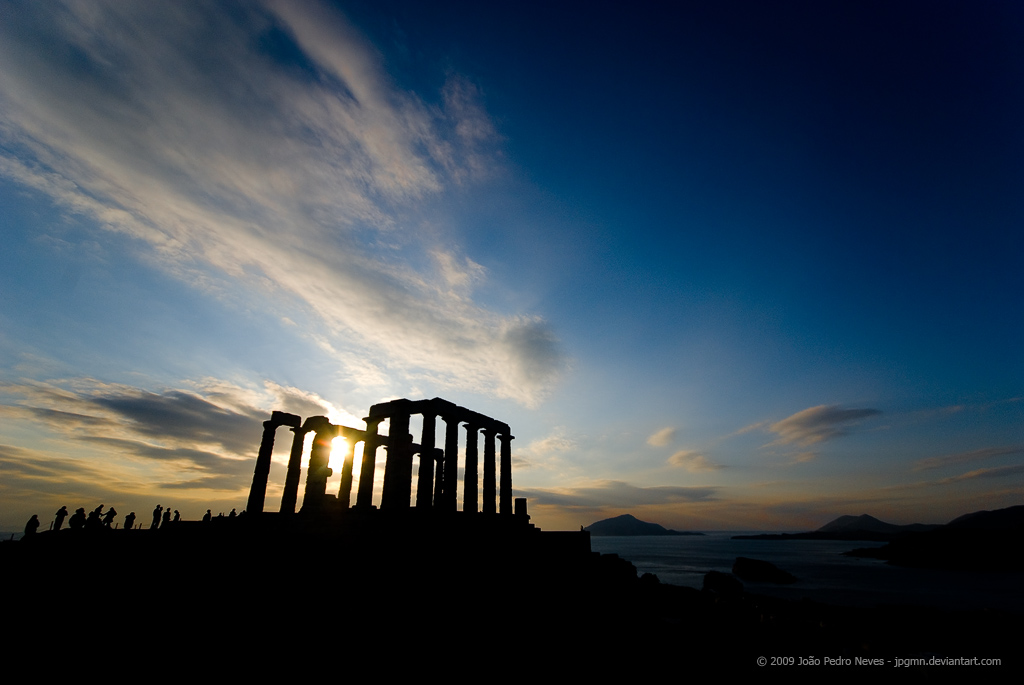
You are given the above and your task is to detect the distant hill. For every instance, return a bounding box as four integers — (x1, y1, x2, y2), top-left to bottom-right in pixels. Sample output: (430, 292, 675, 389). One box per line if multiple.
(730, 504, 1024, 569)
(734, 513, 938, 542)
(585, 514, 703, 536)
(817, 514, 938, 535)
(846, 504, 1024, 571)
(946, 505, 1024, 530)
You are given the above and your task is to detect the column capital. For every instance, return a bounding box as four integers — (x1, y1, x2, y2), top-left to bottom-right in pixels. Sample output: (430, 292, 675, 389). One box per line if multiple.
(269, 410, 302, 429)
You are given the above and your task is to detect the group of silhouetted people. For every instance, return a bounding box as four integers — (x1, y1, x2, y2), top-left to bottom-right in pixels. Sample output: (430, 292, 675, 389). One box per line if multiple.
(24, 503, 241, 537)
(149, 504, 183, 530)
(24, 503, 159, 535)
(34, 504, 134, 533)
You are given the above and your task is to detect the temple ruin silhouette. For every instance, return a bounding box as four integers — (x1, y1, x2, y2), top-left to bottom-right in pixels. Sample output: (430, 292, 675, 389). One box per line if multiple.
(234, 395, 593, 564)
(246, 397, 521, 520)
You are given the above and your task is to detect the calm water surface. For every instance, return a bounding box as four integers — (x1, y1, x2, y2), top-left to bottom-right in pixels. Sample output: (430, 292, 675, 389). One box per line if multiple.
(590, 533, 1024, 613)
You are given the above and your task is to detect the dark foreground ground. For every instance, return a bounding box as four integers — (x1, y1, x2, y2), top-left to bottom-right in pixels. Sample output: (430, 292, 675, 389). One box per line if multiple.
(3, 522, 1017, 675)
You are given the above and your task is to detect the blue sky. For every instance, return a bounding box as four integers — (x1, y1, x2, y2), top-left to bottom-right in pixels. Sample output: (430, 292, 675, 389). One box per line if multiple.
(1, 0, 1022, 531)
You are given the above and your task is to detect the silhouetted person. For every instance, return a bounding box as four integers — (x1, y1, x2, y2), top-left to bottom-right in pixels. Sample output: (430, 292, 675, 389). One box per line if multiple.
(86, 506, 103, 530)
(161, 508, 171, 528)
(54, 506, 68, 531)
(69, 508, 86, 530)
(102, 507, 117, 528)
(172, 510, 180, 523)
(124, 512, 136, 530)
(152, 505, 163, 529)
(228, 508, 237, 519)
(202, 509, 211, 523)
(24, 515, 40, 537)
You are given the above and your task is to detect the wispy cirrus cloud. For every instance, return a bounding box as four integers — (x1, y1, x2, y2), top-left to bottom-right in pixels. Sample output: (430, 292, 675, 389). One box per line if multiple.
(934, 463, 1024, 484)
(790, 451, 818, 464)
(0, 0, 564, 406)
(769, 405, 881, 446)
(913, 446, 1024, 472)
(0, 442, 145, 506)
(0, 444, 104, 481)
(520, 480, 719, 508)
(668, 450, 724, 472)
(646, 427, 676, 447)
(515, 429, 577, 470)
(885, 462, 1024, 491)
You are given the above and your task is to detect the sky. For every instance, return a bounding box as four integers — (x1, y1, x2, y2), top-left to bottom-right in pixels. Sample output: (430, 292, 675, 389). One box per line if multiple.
(1, 0, 1022, 532)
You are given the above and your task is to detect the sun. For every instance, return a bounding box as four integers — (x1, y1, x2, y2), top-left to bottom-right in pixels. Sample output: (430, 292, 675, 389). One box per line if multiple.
(329, 436, 348, 471)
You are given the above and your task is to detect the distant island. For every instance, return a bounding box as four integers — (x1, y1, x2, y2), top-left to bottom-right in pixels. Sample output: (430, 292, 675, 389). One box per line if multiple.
(585, 513, 704, 536)
(731, 505, 1024, 572)
(733, 513, 940, 542)
(845, 505, 1024, 572)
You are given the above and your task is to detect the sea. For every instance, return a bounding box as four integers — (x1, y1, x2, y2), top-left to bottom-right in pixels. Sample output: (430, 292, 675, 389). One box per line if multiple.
(590, 533, 1024, 613)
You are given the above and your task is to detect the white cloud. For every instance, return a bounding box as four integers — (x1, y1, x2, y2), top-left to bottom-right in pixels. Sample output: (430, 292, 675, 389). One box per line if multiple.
(668, 450, 723, 472)
(514, 429, 578, 471)
(0, 0, 565, 406)
(769, 405, 881, 446)
(646, 427, 676, 447)
(522, 434, 576, 457)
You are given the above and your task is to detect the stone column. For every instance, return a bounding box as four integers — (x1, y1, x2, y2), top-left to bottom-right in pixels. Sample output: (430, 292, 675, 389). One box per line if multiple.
(481, 428, 496, 515)
(463, 424, 479, 513)
(416, 450, 434, 510)
(356, 418, 381, 509)
(280, 424, 311, 514)
(416, 414, 436, 509)
(382, 412, 413, 510)
(301, 421, 335, 513)
(336, 436, 355, 509)
(431, 448, 445, 509)
(499, 432, 514, 515)
(246, 419, 278, 515)
(247, 411, 300, 514)
(442, 415, 461, 511)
